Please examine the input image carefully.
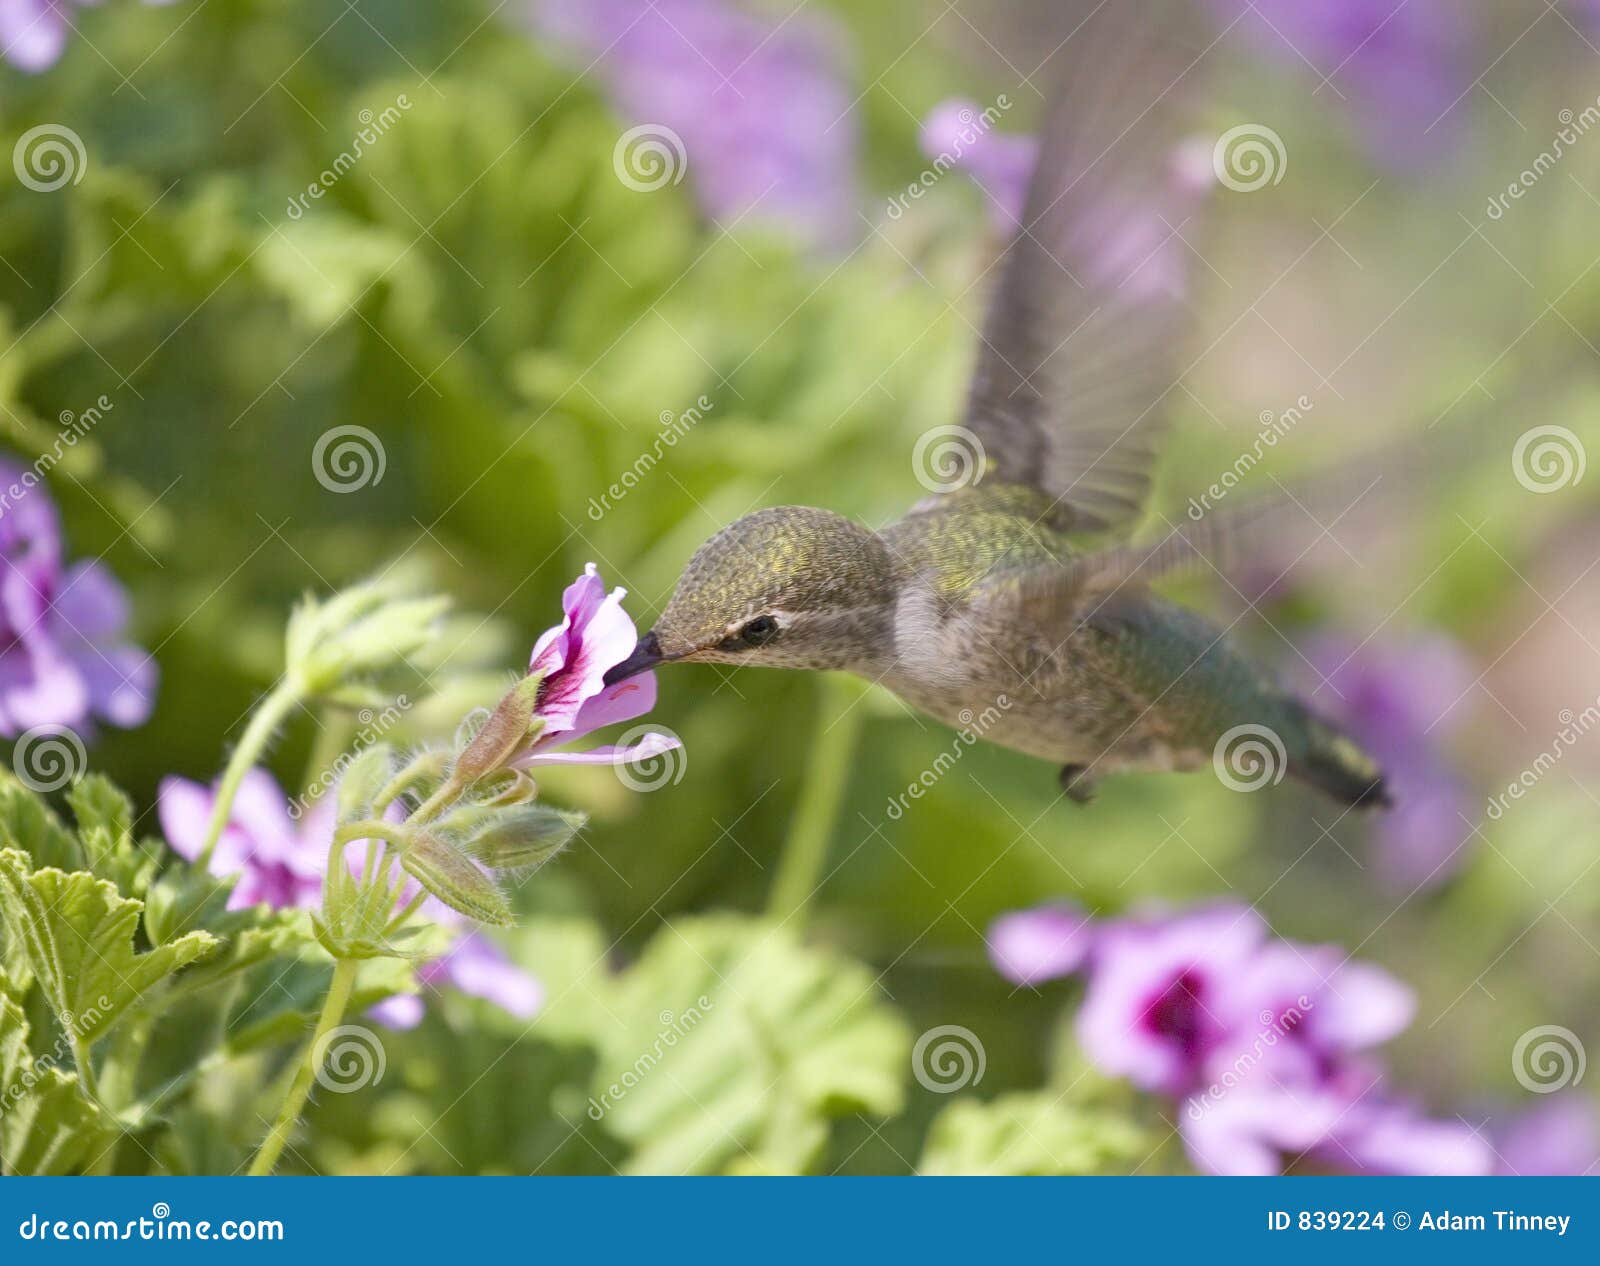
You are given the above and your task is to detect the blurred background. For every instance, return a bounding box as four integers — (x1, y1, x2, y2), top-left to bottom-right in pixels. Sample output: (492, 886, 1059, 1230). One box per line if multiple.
(1, 0, 1598, 1174)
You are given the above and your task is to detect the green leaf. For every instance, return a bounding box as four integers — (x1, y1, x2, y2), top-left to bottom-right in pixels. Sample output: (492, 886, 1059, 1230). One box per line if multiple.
(0, 777, 82, 872)
(66, 775, 159, 896)
(1, 982, 30, 1103)
(0, 850, 218, 1044)
(918, 1092, 1149, 1176)
(0, 1067, 110, 1176)
(587, 915, 910, 1175)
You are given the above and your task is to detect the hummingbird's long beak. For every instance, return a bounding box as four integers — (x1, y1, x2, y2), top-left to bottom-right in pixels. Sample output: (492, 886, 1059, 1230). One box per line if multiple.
(603, 630, 665, 686)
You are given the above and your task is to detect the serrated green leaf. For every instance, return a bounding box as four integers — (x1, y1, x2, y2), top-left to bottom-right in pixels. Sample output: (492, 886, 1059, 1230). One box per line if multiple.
(0, 1067, 110, 1176)
(0, 850, 218, 1044)
(588, 915, 910, 1175)
(67, 774, 133, 855)
(0, 777, 82, 872)
(918, 1091, 1150, 1176)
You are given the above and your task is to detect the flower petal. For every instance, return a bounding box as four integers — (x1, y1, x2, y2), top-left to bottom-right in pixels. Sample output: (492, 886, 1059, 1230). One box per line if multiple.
(517, 729, 681, 767)
(987, 903, 1093, 986)
(424, 933, 544, 1019)
(158, 776, 215, 862)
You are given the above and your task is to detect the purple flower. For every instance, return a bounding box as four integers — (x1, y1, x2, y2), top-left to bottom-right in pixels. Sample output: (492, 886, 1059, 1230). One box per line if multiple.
(918, 99, 1038, 233)
(160, 768, 327, 912)
(1, 1, 175, 72)
(987, 901, 1094, 987)
(990, 899, 1491, 1175)
(511, 563, 680, 770)
(1303, 633, 1476, 890)
(530, 0, 858, 248)
(0, 461, 156, 737)
(369, 932, 544, 1031)
(1495, 1095, 1600, 1177)
(1206, 0, 1469, 169)
(1077, 903, 1266, 1095)
(159, 768, 542, 1025)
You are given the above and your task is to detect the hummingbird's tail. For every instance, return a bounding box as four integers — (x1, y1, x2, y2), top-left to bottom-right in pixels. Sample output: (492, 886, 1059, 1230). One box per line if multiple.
(1286, 709, 1391, 810)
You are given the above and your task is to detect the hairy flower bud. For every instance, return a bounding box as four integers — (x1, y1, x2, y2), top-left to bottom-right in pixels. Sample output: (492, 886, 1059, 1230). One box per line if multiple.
(335, 743, 395, 824)
(453, 674, 544, 784)
(459, 803, 585, 872)
(400, 831, 512, 926)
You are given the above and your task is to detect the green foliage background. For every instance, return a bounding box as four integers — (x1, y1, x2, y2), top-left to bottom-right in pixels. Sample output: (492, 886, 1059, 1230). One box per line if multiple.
(1, 0, 1597, 1174)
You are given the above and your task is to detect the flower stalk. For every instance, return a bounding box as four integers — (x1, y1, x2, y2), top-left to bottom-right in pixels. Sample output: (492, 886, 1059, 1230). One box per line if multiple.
(197, 678, 302, 868)
(248, 957, 359, 1177)
(768, 675, 866, 929)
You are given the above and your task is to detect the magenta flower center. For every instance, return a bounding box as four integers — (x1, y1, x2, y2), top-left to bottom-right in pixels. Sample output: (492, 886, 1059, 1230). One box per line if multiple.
(1143, 969, 1208, 1057)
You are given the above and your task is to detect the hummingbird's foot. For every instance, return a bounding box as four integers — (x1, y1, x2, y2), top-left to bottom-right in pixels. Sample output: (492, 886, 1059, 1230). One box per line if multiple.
(1058, 764, 1098, 805)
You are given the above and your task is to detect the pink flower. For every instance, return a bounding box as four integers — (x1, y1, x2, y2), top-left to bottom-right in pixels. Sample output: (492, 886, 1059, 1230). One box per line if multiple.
(987, 902, 1094, 987)
(918, 99, 1038, 233)
(160, 769, 324, 912)
(1078, 904, 1267, 1096)
(989, 898, 1490, 1175)
(513, 564, 680, 771)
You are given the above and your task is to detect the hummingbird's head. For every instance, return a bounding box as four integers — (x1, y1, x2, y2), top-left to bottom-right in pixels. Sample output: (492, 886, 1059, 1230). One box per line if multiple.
(605, 506, 895, 683)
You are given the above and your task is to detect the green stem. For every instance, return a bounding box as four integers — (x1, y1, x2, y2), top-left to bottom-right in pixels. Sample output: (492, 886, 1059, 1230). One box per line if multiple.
(247, 958, 359, 1177)
(767, 675, 867, 929)
(199, 679, 304, 868)
(300, 715, 353, 802)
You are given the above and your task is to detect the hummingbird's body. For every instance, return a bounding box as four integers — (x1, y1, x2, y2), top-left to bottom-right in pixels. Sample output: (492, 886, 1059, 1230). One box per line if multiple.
(604, 1, 1390, 809)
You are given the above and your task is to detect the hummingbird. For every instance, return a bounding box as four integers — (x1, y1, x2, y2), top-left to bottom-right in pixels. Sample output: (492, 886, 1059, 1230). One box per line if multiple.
(604, 1, 1389, 809)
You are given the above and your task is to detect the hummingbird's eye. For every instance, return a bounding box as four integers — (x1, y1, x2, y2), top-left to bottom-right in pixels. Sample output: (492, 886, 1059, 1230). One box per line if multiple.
(739, 615, 779, 647)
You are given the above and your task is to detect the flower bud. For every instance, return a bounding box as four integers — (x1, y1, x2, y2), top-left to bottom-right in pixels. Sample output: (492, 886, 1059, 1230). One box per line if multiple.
(453, 674, 545, 784)
(336, 743, 395, 824)
(400, 831, 512, 926)
(459, 804, 585, 872)
(286, 568, 450, 701)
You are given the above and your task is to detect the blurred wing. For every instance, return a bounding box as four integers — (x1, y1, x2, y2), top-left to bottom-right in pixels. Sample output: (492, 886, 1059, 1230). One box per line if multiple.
(962, 0, 1212, 533)
(973, 469, 1387, 633)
